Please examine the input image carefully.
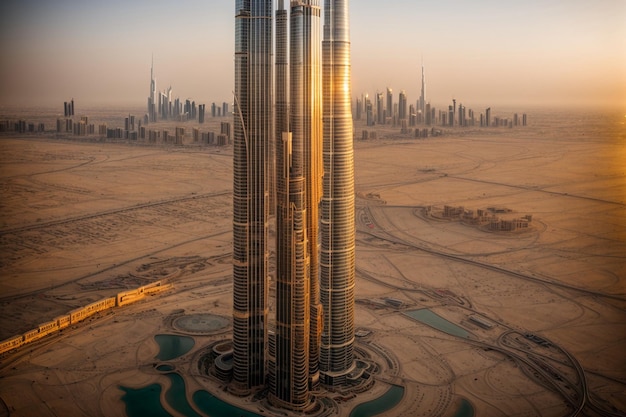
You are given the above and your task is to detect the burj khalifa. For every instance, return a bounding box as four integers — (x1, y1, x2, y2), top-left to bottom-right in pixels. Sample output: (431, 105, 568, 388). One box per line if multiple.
(231, 0, 357, 405)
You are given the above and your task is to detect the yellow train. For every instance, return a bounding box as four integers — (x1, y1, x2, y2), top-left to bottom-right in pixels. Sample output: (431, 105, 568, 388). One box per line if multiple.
(0, 281, 169, 355)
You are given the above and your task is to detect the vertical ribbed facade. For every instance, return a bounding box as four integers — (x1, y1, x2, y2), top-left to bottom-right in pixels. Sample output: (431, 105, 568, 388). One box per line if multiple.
(232, 0, 273, 392)
(320, 0, 356, 384)
(299, 0, 323, 390)
(271, 0, 321, 409)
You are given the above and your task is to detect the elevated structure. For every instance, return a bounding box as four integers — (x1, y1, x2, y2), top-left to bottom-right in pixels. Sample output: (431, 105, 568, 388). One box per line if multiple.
(320, 0, 356, 385)
(272, 0, 322, 409)
(386, 87, 393, 120)
(232, 0, 273, 392)
(420, 61, 425, 114)
(148, 56, 157, 123)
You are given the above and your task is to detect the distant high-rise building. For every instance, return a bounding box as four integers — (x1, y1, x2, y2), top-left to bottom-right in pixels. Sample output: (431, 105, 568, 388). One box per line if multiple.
(199, 104, 205, 123)
(355, 98, 362, 120)
(409, 104, 416, 126)
(366, 96, 374, 126)
(64, 99, 75, 117)
(376, 92, 384, 124)
(486, 107, 491, 127)
(452, 99, 456, 126)
(458, 103, 465, 126)
(221, 121, 231, 142)
(222, 102, 229, 117)
(148, 57, 157, 123)
(420, 63, 425, 114)
(232, 0, 273, 392)
(320, 0, 356, 386)
(63, 100, 74, 118)
(386, 87, 393, 120)
(398, 90, 407, 121)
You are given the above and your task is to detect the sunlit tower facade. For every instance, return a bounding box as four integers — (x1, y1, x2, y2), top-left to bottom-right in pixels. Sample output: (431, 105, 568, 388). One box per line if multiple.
(271, 0, 322, 409)
(232, 0, 273, 392)
(320, 0, 356, 385)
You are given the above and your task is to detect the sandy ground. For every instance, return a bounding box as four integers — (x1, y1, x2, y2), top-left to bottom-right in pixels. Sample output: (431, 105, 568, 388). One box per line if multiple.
(0, 108, 625, 417)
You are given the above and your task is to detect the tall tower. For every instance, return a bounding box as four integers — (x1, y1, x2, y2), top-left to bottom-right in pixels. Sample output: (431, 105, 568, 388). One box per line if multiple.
(420, 62, 425, 114)
(398, 90, 407, 121)
(376, 92, 384, 125)
(386, 87, 393, 121)
(320, 0, 356, 385)
(148, 55, 157, 123)
(232, 0, 273, 392)
(300, 0, 324, 391)
(271, 0, 322, 408)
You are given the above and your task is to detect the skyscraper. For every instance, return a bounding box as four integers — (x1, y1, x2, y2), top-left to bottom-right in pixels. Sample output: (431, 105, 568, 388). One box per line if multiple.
(271, 0, 322, 408)
(231, 0, 356, 403)
(420, 62, 425, 114)
(148, 56, 157, 123)
(320, 0, 356, 385)
(386, 87, 393, 121)
(232, 0, 273, 393)
(398, 90, 407, 121)
(376, 92, 384, 125)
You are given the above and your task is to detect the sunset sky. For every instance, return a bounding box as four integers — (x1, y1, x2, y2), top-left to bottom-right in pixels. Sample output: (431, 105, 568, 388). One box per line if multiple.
(0, 0, 624, 110)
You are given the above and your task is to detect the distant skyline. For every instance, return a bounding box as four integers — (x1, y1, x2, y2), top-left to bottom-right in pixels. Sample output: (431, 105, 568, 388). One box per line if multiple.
(0, 0, 624, 110)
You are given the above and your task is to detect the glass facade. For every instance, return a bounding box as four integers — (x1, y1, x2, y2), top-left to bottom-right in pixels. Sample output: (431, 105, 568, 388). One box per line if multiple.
(320, 0, 356, 383)
(271, 0, 322, 410)
(232, 0, 273, 392)
(232, 0, 355, 403)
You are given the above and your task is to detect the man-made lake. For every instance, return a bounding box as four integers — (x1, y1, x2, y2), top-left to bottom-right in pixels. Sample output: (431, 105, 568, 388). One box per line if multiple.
(404, 309, 471, 338)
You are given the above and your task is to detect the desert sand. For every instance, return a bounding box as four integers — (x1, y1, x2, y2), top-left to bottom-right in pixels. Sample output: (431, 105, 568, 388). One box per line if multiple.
(0, 107, 624, 416)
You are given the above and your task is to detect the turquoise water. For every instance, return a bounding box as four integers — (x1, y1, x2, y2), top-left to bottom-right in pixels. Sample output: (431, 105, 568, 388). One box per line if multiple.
(193, 390, 263, 417)
(156, 364, 174, 372)
(349, 385, 404, 417)
(154, 334, 195, 360)
(121, 373, 263, 417)
(120, 384, 171, 417)
(164, 373, 201, 417)
(453, 398, 475, 417)
(404, 309, 471, 338)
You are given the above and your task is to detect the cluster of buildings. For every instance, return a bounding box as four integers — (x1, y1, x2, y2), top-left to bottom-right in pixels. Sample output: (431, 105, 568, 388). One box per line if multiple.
(0, 120, 45, 134)
(0, 100, 233, 147)
(354, 66, 528, 132)
(437, 205, 533, 232)
(146, 57, 228, 124)
(49, 109, 232, 146)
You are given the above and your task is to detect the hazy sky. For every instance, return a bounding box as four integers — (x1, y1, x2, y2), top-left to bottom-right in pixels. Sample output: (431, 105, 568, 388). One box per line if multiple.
(0, 0, 624, 110)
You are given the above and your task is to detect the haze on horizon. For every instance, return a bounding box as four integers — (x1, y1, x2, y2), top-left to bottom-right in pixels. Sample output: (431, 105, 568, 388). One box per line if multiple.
(0, 0, 624, 110)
